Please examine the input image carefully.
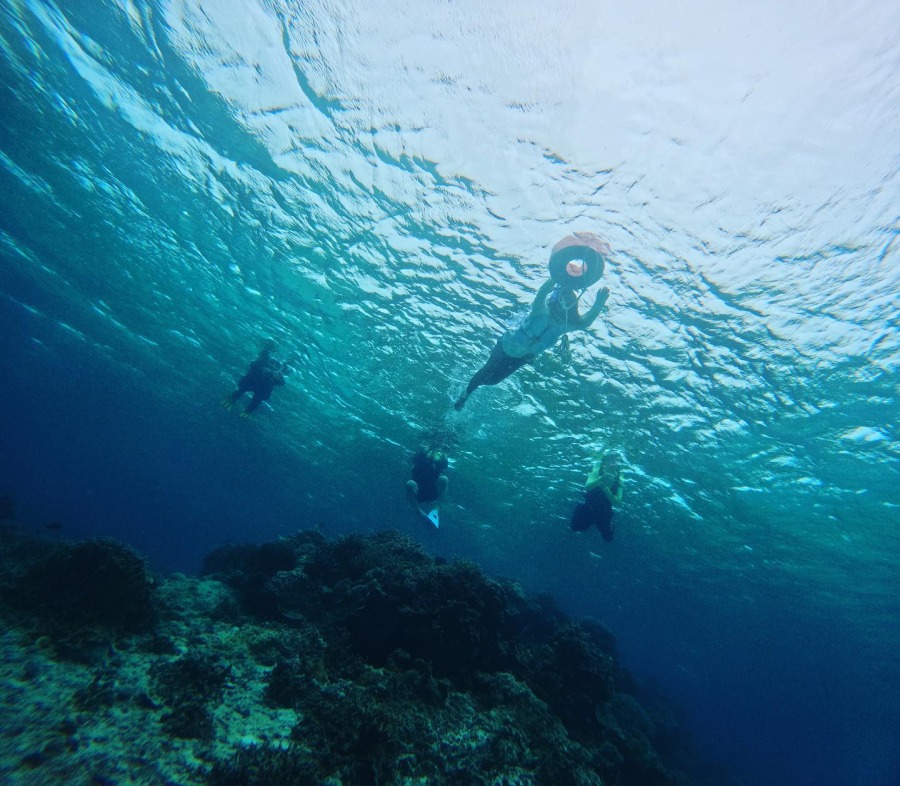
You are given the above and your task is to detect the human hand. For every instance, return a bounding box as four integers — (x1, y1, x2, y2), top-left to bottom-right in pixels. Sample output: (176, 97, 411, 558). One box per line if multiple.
(596, 287, 610, 307)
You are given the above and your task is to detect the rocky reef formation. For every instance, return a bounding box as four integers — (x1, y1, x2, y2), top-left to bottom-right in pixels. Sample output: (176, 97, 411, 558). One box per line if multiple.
(0, 523, 734, 785)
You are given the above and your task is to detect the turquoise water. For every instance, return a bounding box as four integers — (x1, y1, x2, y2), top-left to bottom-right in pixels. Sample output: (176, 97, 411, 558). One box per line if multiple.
(1, 1, 898, 784)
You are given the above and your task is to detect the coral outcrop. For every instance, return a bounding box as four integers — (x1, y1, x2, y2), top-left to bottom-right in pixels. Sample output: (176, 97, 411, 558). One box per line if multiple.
(1, 534, 156, 662)
(0, 523, 734, 785)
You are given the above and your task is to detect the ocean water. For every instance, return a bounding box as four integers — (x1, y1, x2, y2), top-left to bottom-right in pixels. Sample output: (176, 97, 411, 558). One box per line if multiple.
(0, 0, 898, 784)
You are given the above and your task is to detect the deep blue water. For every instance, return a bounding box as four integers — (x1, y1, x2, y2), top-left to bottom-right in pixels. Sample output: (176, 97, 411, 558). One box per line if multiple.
(2, 1, 899, 785)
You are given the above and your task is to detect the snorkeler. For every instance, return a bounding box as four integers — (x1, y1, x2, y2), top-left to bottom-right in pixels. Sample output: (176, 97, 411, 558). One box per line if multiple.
(223, 340, 288, 417)
(454, 233, 611, 410)
(570, 451, 624, 542)
(405, 444, 450, 528)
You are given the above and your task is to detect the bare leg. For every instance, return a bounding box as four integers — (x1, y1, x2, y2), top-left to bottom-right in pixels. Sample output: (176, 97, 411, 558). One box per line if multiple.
(455, 342, 531, 409)
(405, 480, 419, 508)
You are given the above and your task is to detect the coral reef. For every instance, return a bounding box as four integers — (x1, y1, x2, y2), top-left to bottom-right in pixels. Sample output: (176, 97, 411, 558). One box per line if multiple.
(0, 532, 156, 661)
(150, 651, 232, 741)
(0, 523, 735, 785)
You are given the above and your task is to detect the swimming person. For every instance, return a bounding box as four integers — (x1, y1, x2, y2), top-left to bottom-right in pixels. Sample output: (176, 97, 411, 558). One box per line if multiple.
(570, 452, 624, 542)
(405, 444, 450, 528)
(454, 233, 611, 410)
(223, 340, 287, 417)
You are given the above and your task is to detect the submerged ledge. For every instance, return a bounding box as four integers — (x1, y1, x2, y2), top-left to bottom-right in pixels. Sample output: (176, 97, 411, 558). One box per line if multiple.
(0, 524, 736, 785)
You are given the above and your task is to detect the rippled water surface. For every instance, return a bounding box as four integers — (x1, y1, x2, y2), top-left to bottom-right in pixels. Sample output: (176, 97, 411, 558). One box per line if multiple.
(1, 1, 898, 784)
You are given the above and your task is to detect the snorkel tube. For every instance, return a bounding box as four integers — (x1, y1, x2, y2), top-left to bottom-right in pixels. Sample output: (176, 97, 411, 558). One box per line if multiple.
(548, 232, 610, 290)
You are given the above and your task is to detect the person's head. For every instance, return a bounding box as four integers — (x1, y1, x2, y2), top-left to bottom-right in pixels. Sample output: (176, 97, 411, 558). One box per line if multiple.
(601, 451, 624, 474)
(548, 285, 579, 316)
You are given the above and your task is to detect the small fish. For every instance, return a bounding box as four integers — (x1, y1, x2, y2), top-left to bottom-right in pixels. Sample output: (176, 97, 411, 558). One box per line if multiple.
(46, 522, 63, 531)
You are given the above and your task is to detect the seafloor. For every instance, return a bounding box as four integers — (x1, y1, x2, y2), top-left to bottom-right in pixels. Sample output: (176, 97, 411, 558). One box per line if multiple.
(0, 522, 734, 785)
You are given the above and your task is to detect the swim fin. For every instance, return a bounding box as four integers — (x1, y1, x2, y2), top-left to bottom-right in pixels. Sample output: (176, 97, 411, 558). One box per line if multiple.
(418, 504, 440, 528)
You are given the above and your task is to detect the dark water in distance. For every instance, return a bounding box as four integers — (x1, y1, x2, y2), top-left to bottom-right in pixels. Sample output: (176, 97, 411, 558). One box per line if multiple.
(1, 1, 898, 785)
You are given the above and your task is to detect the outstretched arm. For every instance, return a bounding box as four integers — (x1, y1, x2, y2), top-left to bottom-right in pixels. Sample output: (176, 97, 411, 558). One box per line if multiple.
(575, 286, 610, 330)
(529, 278, 557, 318)
(584, 460, 603, 490)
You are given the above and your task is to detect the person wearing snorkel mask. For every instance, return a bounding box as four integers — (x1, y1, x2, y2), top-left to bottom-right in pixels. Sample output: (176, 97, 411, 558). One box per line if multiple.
(406, 445, 450, 528)
(222, 339, 289, 417)
(571, 450, 624, 542)
(454, 233, 611, 410)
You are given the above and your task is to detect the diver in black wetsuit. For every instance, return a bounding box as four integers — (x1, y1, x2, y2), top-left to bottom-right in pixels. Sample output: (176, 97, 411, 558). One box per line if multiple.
(571, 452, 624, 542)
(406, 447, 449, 510)
(404, 423, 458, 528)
(404, 429, 453, 529)
(223, 341, 287, 417)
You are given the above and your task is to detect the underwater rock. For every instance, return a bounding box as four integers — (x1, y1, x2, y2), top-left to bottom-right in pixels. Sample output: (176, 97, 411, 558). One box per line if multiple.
(206, 744, 318, 786)
(150, 651, 232, 740)
(150, 651, 231, 706)
(3, 537, 156, 648)
(0, 526, 734, 785)
(72, 669, 120, 711)
(200, 528, 727, 785)
(202, 539, 299, 618)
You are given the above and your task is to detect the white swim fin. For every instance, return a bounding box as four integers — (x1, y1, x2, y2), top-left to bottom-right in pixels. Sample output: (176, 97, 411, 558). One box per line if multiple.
(419, 505, 440, 528)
